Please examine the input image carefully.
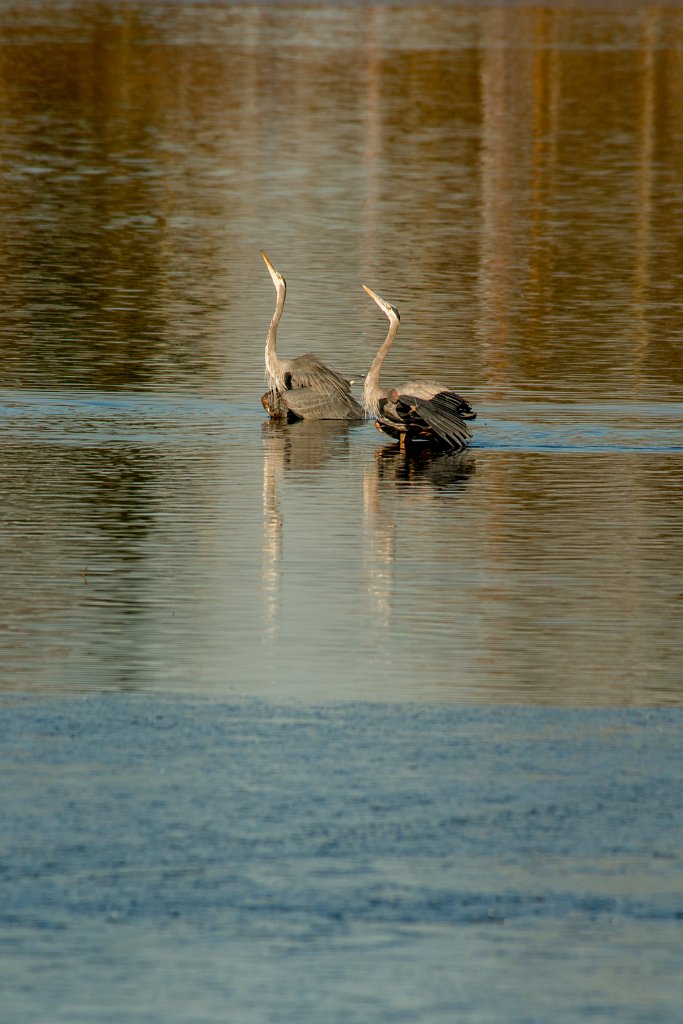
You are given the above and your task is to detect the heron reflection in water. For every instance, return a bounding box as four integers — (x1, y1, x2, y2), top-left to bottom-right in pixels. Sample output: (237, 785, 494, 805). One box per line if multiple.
(260, 251, 364, 422)
(373, 443, 476, 491)
(362, 285, 476, 450)
(261, 418, 357, 640)
(362, 444, 475, 634)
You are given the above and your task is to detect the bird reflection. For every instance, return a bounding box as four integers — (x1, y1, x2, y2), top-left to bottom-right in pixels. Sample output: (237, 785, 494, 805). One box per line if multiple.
(262, 424, 285, 641)
(261, 418, 358, 639)
(362, 445, 475, 632)
(262, 417, 357, 471)
(372, 443, 476, 493)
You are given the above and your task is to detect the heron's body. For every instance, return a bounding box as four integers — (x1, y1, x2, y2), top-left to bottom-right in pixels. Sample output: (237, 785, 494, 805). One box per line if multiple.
(260, 251, 363, 422)
(362, 285, 475, 450)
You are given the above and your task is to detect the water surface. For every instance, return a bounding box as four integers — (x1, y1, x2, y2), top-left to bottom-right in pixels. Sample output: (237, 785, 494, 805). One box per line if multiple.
(1, 384, 681, 703)
(1, 5, 683, 1023)
(2, 0, 683, 703)
(1, 3, 682, 704)
(2, 695, 682, 1024)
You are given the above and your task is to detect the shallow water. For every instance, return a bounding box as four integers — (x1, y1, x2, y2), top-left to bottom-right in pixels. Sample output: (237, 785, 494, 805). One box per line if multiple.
(1, 3, 683, 1022)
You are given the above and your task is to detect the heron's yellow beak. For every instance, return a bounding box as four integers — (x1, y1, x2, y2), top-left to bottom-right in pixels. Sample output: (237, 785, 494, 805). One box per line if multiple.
(261, 250, 282, 287)
(362, 284, 399, 322)
(362, 284, 381, 303)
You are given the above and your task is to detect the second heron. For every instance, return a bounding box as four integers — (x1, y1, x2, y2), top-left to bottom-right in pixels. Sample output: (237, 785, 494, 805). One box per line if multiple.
(362, 284, 475, 450)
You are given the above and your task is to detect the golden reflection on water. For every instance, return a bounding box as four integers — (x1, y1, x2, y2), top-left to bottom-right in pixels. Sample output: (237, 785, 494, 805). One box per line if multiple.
(0, 3, 681, 395)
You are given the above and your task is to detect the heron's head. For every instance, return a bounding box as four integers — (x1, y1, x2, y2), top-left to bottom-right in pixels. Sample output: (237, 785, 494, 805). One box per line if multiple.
(261, 250, 286, 292)
(362, 284, 400, 322)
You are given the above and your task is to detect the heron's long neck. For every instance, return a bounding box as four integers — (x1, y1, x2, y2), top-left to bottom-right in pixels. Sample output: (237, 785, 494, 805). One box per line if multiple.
(364, 318, 399, 416)
(265, 286, 286, 386)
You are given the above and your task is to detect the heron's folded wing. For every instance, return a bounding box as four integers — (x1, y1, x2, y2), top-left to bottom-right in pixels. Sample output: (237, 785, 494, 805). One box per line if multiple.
(288, 353, 354, 397)
(283, 386, 364, 421)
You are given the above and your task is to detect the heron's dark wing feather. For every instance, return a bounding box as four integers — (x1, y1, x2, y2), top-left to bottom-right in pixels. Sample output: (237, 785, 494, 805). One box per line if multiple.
(395, 391, 472, 450)
(433, 390, 477, 421)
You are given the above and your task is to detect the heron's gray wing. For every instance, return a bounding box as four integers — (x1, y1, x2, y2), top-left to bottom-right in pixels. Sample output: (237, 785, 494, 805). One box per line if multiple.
(288, 353, 355, 398)
(395, 391, 472, 450)
(282, 386, 364, 421)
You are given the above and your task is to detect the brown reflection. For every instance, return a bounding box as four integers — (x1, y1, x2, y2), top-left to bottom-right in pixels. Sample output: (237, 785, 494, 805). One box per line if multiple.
(0, 4, 250, 389)
(1, 4, 682, 396)
(0, 10, 165, 385)
(631, 7, 657, 373)
(474, 5, 683, 397)
(477, 7, 526, 387)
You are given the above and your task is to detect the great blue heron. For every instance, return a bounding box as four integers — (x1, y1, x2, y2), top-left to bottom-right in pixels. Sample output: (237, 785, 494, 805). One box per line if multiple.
(362, 284, 475, 450)
(260, 251, 364, 421)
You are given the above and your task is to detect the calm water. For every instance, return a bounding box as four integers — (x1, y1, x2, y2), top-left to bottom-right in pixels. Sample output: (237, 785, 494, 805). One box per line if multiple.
(1, 3, 683, 1022)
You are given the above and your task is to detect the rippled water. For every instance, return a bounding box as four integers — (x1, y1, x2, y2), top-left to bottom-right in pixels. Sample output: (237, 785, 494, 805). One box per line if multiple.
(1, 4, 683, 1022)
(3, 696, 683, 1024)
(1, 383, 681, 703)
